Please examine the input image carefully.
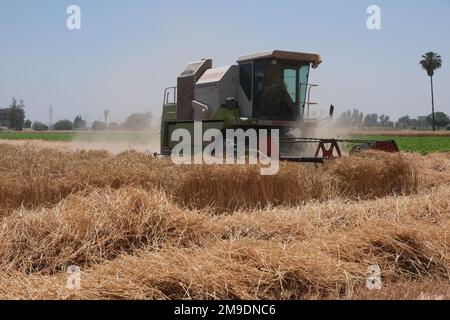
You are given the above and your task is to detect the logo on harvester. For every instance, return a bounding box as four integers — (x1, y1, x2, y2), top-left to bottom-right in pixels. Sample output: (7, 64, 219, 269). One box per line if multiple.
(171, 121, 280, 175)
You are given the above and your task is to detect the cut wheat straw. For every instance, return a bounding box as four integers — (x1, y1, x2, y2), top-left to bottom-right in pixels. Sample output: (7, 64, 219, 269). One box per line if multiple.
(0, 143, 449, 300)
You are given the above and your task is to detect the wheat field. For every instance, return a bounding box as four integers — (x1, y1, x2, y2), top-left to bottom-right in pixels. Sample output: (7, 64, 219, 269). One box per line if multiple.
(0, 142, 449, 300)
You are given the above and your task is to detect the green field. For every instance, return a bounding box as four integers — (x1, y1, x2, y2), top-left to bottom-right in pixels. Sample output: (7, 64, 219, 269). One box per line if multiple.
(0, 131, 155, 144)
(0, 131, 74, 142)
(0, 131, 449, 154)
(355, 135, 450, 154)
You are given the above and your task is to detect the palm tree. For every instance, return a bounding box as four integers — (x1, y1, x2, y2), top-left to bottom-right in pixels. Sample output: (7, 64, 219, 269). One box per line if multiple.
(420, 52, 442, 131)
(104, 110, 110, 127)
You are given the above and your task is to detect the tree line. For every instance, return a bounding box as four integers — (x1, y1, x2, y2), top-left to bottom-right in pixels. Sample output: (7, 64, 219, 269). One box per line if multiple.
(2, 98, 155, 131)
(335, 109, 450, 130)
(335, 110, 395, 128)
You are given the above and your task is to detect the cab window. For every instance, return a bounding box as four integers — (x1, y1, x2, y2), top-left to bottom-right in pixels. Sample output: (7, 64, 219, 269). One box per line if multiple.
(239, 63, 252, 100)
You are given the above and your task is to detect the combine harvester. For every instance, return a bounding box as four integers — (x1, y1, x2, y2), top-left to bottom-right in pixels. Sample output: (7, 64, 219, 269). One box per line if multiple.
(160, 50, 398, 163)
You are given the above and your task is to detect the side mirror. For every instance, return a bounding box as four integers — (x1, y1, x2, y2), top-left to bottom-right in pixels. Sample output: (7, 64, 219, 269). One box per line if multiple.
(329, 104, 335, 118)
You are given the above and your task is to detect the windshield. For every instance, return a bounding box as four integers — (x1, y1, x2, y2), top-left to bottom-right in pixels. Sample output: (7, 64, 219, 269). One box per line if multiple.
(253, 60, 310, 121)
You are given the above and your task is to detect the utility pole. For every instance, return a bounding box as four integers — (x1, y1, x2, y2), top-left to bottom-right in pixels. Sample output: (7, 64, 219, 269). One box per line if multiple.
(49, 105, 54, 130)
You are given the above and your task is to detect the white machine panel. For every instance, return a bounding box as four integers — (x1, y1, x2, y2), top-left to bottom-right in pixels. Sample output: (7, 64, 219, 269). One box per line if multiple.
(194, 65, 238, 120)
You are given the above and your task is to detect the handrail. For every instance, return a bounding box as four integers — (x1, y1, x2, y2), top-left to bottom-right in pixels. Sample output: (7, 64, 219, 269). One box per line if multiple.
(163, 87, 177, 105)
(306, 83, 318, 117)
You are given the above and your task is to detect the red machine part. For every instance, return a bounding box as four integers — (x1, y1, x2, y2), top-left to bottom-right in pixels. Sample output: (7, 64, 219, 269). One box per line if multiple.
(314, 139, 342, 159)
(268, 137, 400, 163)
(372, 140, 400, 153)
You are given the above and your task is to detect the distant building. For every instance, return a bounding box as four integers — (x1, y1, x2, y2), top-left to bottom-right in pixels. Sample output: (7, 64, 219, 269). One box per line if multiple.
(0, 108, 11, 127)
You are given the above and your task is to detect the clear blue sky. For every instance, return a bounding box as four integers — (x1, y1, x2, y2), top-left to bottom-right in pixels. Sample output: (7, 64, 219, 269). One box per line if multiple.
(0, 0, 449, 124)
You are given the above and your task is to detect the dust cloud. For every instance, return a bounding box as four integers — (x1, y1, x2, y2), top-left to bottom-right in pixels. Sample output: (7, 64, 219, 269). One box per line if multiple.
(0, 131, 161, 155)
(69, 131, 161, 154)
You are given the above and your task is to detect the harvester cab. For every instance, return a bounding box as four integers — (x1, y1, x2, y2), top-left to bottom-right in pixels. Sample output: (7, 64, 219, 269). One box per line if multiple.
(160, 50, 399, 162)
